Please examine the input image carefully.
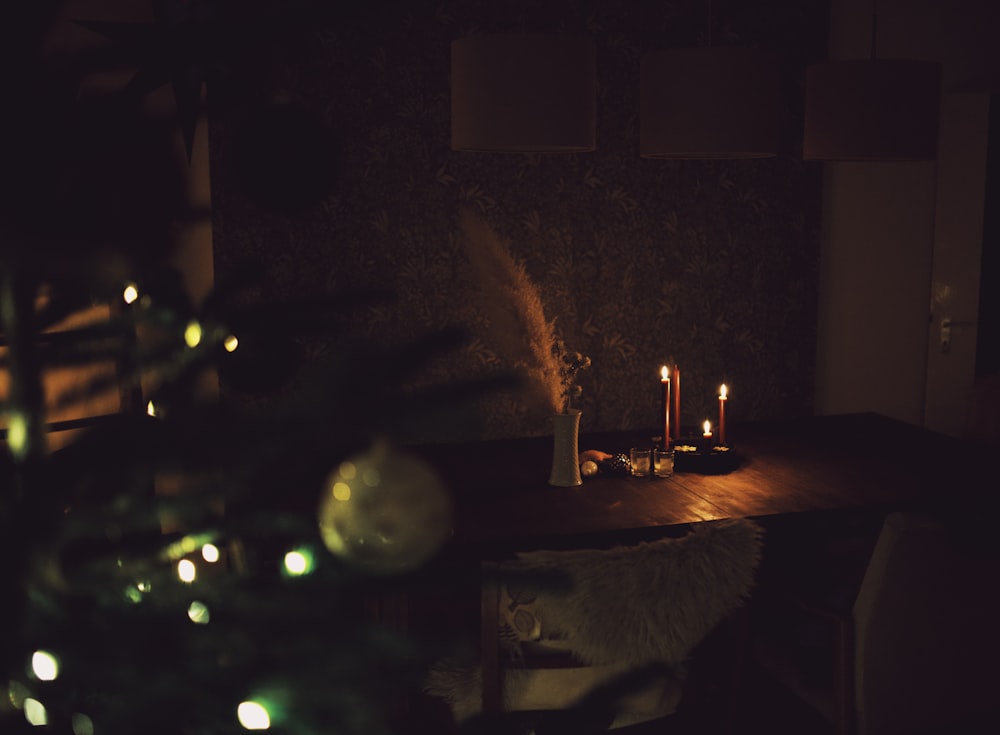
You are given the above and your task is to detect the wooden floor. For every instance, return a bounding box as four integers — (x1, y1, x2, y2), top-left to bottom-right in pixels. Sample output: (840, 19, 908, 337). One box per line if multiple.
(403, 657, 833, 734)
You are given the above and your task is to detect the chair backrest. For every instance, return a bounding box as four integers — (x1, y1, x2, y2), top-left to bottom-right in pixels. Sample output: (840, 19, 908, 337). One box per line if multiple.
(424, 517, 764, 727)
(501, 517, 764, 667)
(852, 511, 1000, 735)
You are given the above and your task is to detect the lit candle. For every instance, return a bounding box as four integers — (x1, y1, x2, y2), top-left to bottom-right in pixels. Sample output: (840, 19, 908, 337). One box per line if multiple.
(718, 384, 728, 445)
(702, 420, 712, 438)
(660, 366, 671, 449)
(672, 363, 681, 440)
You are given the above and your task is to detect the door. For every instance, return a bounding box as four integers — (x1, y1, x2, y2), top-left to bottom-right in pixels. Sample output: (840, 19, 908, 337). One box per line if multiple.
(923, 92, 993, 439)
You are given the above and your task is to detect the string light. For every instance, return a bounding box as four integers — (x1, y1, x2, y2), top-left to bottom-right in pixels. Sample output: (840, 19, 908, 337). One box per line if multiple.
(30, 651, 59, 681)
(283, 549, 314, 576)
(24, 698, 47, 726)
(187, 601, 211, 624)
(237, 701, 271, 730)
(122, 283, 139, 304)
(224, 334, 239, 352)
(124, 580, 152, 603)
(163, 533, 214, 561)
(72, 713, 95, 735)
(6, 412, 28, 458)
(184, 321, 203, 348)
(201, 544, 220, 563)
(177, 559, 196, 583)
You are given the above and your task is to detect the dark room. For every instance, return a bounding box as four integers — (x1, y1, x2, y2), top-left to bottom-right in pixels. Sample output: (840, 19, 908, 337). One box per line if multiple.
(2, 1, 999, 733)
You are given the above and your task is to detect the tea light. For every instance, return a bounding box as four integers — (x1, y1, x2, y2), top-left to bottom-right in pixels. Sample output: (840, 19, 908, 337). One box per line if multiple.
(702, 420, 712, 438)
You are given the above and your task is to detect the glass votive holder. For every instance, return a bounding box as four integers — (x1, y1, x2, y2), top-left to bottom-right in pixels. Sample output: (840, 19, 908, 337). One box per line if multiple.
(630, 448, 651, 477)
(653, 448, 675, 477)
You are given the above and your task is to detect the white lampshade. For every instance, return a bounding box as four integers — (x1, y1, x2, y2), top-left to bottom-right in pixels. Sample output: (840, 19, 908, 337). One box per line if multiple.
(803, 59, 942, 161)
(451, 34, 596, 152)
(640, 47, 780, 159)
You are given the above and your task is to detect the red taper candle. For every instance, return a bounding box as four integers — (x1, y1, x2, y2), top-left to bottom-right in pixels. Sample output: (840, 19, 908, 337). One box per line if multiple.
(660, 366, 671, 449)
(672, 363, 681, 440)
(718, 384, 728, 445)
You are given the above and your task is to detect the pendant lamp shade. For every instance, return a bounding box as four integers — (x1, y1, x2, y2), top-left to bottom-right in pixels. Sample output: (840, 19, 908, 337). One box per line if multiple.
(803, 59, 942, 161)
(451, 34, 596, 152)
(640, 47, 780, 159)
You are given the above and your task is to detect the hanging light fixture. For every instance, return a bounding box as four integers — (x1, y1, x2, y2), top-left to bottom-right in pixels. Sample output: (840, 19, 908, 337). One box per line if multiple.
(802, 2, 941, 161)
(450, 33, 596, 153)
(640, 46, 780, 159)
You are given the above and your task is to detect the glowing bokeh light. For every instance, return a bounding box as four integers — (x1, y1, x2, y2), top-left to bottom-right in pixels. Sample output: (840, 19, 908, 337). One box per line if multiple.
(177, 559, 197, 583)
(332, 481, 351, 502)
(188, 601, 211, 624)
(31, 651, 59, 681)
(237, 701, 271, 730)
(224, 334, 239, 352)
(122, 284, 139, 304)
(283, 549, 314, 576)
(6, 413, 27, 458)
(146, 400, 156, 417)
(317, 443, 453, 574)
(163, 533, 215, 561)
(184, 321, 203, 348)
(24, 698, 47, 726)
(202, 543, 220, 563)
(8, 680, 29, 708)
(72, 713, 95, 735)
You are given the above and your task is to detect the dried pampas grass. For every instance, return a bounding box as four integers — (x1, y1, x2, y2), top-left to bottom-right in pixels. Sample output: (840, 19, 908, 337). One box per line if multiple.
(457, 208, 563, 416)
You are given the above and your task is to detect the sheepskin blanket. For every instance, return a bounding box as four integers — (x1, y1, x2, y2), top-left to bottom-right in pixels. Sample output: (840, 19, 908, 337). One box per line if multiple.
(425, 517, 764, 721)
(499, 517, 764, 665)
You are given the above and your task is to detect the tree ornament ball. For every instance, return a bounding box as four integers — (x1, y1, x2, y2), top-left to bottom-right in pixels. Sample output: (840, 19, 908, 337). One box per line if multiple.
(318, 442, 453, 574)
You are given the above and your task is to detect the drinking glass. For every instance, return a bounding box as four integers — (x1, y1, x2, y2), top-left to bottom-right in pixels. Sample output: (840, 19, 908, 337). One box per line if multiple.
(653, 448, 674, 477)
(629, 448, 651, 477)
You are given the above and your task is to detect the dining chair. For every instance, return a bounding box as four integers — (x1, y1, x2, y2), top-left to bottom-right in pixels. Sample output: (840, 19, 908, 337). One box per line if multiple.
(752, 510, 1000, 735)
(425, 517, 764, 732)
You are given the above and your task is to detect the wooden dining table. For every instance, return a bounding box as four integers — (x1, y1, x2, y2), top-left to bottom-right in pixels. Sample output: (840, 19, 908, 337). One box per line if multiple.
(414, 411, 995, 560)
(407, 411, 997, 717)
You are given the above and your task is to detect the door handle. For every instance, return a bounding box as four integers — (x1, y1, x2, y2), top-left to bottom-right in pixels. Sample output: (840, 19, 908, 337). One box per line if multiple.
(939, 318, 975, 354)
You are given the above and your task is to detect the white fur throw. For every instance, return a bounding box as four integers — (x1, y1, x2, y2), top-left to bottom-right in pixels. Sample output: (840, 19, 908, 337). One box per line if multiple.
(500, 518, 764, 665)
(425, 518, 764, 721)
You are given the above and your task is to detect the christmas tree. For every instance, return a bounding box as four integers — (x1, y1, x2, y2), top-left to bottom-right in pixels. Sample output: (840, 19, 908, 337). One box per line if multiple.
(1, 2, 510, 733)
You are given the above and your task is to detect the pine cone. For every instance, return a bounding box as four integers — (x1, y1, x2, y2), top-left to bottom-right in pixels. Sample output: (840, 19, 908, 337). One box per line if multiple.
(599, 453, 631, 476)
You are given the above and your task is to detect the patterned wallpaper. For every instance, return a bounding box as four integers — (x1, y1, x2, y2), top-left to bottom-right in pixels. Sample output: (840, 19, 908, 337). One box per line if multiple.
(209, 0, 829, 441)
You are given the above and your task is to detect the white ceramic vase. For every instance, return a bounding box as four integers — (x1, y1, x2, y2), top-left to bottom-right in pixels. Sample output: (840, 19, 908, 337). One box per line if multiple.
(548, 409, 583, 487)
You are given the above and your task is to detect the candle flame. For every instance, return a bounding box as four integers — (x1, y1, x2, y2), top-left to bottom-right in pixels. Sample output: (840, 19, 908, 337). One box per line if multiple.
(719, 384, 728, 399)
(660, 365, 669, 381)
(703, 419, 712, 435)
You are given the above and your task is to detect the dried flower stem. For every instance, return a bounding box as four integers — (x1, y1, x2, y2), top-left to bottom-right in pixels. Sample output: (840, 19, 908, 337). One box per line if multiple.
(458, 209, 569, 415)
